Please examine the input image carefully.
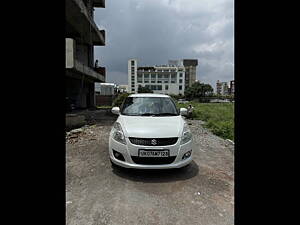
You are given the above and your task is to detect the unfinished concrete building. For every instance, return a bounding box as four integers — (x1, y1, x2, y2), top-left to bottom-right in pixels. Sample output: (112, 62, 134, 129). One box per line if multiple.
(66, 0, 106, 109)
(183, 59, 198, 88)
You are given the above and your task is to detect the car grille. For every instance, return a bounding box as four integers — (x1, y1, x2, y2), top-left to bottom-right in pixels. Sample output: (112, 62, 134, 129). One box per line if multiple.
(131, 156, 177, 165)
(129, 137, 178, 146)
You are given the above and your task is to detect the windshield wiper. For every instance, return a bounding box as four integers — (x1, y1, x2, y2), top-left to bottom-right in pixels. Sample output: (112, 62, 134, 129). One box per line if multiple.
(123, 113, 178, 116)
(140, 113, 158, 116)
(140, 113, 178, 116)
(122, 113, 139, 116)
(155, 113, 178, 116)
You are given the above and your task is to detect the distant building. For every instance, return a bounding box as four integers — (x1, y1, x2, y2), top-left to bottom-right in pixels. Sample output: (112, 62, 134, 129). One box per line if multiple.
(128, 59, 138, 93)
(216, 80, 221, 95)
(229, 80, 234, 95)
(117, 85, 128, 93)
(95, 83, 115, 106)
(216, 80, 229, 95)
(182, 59, 198, 88)
(95, 83, 115, 96)
(128, 59, 186, 95)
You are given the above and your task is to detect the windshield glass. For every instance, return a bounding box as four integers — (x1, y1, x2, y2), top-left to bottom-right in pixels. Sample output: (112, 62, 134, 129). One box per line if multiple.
(121, 97, 179, 116)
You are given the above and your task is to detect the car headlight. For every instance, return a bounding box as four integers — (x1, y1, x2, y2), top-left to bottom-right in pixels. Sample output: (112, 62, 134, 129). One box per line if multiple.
(112, 122, 126, 145)
(180, 123, 192, 145)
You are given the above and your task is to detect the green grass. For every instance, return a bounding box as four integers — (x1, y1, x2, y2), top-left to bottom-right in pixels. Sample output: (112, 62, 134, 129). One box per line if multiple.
(96, 105, 112, 109)
(177, 102, 234, 141)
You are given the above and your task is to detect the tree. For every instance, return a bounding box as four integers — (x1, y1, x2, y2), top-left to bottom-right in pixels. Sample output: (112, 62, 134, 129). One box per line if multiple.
(201, 84, 214, 97)
(137, 85, 153, 93)
(184, 81, 214, 100)
(112, 93, 130, 107)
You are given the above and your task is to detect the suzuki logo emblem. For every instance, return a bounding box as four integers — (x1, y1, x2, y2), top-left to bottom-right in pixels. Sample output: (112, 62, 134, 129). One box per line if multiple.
(151, 139, 157, 145)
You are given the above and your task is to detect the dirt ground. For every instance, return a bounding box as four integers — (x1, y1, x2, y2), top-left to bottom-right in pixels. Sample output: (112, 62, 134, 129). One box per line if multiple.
(66, 116, 234, 225)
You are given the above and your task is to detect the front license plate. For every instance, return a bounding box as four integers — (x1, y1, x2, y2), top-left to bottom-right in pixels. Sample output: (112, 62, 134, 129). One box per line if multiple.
(139, 150, 169, 157)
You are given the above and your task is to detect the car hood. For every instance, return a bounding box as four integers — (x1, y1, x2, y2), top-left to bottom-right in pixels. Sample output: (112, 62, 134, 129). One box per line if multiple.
(118, 115, 185, 138)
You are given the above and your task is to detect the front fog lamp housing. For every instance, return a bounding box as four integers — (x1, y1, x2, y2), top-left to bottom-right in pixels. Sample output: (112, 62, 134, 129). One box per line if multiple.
(113, 122, 126, 145)
(180, 123, 192, 145)
(182, 150, 192, 160)
(113, 150, 125, 161)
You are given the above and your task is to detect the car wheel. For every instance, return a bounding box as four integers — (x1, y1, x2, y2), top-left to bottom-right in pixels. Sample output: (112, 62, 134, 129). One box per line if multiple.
(110, 159, 121, 169)
(179, 163, 191, 170)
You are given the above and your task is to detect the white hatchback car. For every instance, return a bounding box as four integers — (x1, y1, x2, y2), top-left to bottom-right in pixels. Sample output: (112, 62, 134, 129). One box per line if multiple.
(109, 93, 193, 169)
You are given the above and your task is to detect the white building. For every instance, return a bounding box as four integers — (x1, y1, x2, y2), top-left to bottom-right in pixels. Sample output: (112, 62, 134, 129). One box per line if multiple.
(128, 59, 138, 93)
(95, 83, 115, 95)
(117, 84, 128, 93)
(216, 80, 229, 95)
(128, 59, 186, 95)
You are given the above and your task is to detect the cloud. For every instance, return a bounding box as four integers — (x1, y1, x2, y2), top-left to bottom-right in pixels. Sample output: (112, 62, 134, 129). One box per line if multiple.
(94, 0, 234, 89)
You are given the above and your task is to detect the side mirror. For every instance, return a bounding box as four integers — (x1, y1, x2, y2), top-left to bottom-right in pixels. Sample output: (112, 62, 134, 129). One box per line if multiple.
(180, 108, 187, 116)
(111, 107, 120, 115)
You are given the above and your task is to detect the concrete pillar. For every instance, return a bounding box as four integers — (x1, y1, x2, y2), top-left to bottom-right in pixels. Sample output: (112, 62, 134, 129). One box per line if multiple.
(78, 76, 87, 108)
(78, 93, 87, 108)
(89, 82, 95, 107)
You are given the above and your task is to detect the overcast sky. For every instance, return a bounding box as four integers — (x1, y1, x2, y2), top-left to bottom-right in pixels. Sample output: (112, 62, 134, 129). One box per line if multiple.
(94, 0, 234, 89)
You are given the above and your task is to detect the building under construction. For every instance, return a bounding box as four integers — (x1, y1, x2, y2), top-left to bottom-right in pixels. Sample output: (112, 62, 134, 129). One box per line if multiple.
(66, 0, 106, 109)
(182, 59, 198, 88)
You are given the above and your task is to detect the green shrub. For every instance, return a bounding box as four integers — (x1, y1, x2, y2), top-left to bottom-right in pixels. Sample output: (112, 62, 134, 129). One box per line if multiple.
(205, 120, 233, 140)
(168, 94, 184, 101)
(112, 93, 130, 107)
(96, 105, 112, 109)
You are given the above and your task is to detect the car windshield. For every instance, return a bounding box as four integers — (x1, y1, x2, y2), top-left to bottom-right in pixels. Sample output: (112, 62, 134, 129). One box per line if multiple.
(121, 97, 179, 116)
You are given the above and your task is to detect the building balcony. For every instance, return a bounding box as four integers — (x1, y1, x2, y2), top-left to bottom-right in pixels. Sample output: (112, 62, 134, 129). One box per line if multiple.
(66, 38, 105, 82)
(66, 0, 105, 46)
(66, 59, 105, 82)
(73, 60, 105, 82)
(94, 67, 106, 78)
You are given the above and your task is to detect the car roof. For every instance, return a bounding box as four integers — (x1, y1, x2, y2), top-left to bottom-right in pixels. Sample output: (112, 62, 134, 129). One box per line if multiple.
(128, 93, 170, 98)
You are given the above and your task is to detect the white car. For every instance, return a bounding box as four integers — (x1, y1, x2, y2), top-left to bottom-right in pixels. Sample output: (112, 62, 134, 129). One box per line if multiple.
(109, 93, 193, 169)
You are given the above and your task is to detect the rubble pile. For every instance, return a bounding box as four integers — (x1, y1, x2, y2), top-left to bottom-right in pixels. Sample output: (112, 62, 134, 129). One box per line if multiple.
(66, 125, 99, 144)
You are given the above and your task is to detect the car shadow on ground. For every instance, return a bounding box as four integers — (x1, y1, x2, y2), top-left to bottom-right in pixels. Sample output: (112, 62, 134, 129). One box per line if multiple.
(111, 160, 199, 183)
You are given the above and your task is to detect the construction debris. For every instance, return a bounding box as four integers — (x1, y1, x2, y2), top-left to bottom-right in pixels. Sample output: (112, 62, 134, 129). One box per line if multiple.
(66, 125, 99, 144)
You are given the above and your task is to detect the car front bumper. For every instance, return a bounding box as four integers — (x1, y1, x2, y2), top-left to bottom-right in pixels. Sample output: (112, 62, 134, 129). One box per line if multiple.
(108, 135, 193, 169)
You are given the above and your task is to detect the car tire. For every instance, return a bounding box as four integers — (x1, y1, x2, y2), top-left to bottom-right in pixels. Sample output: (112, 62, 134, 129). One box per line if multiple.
(110, 159, 121, 169)
(179, 163, 191, 170)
